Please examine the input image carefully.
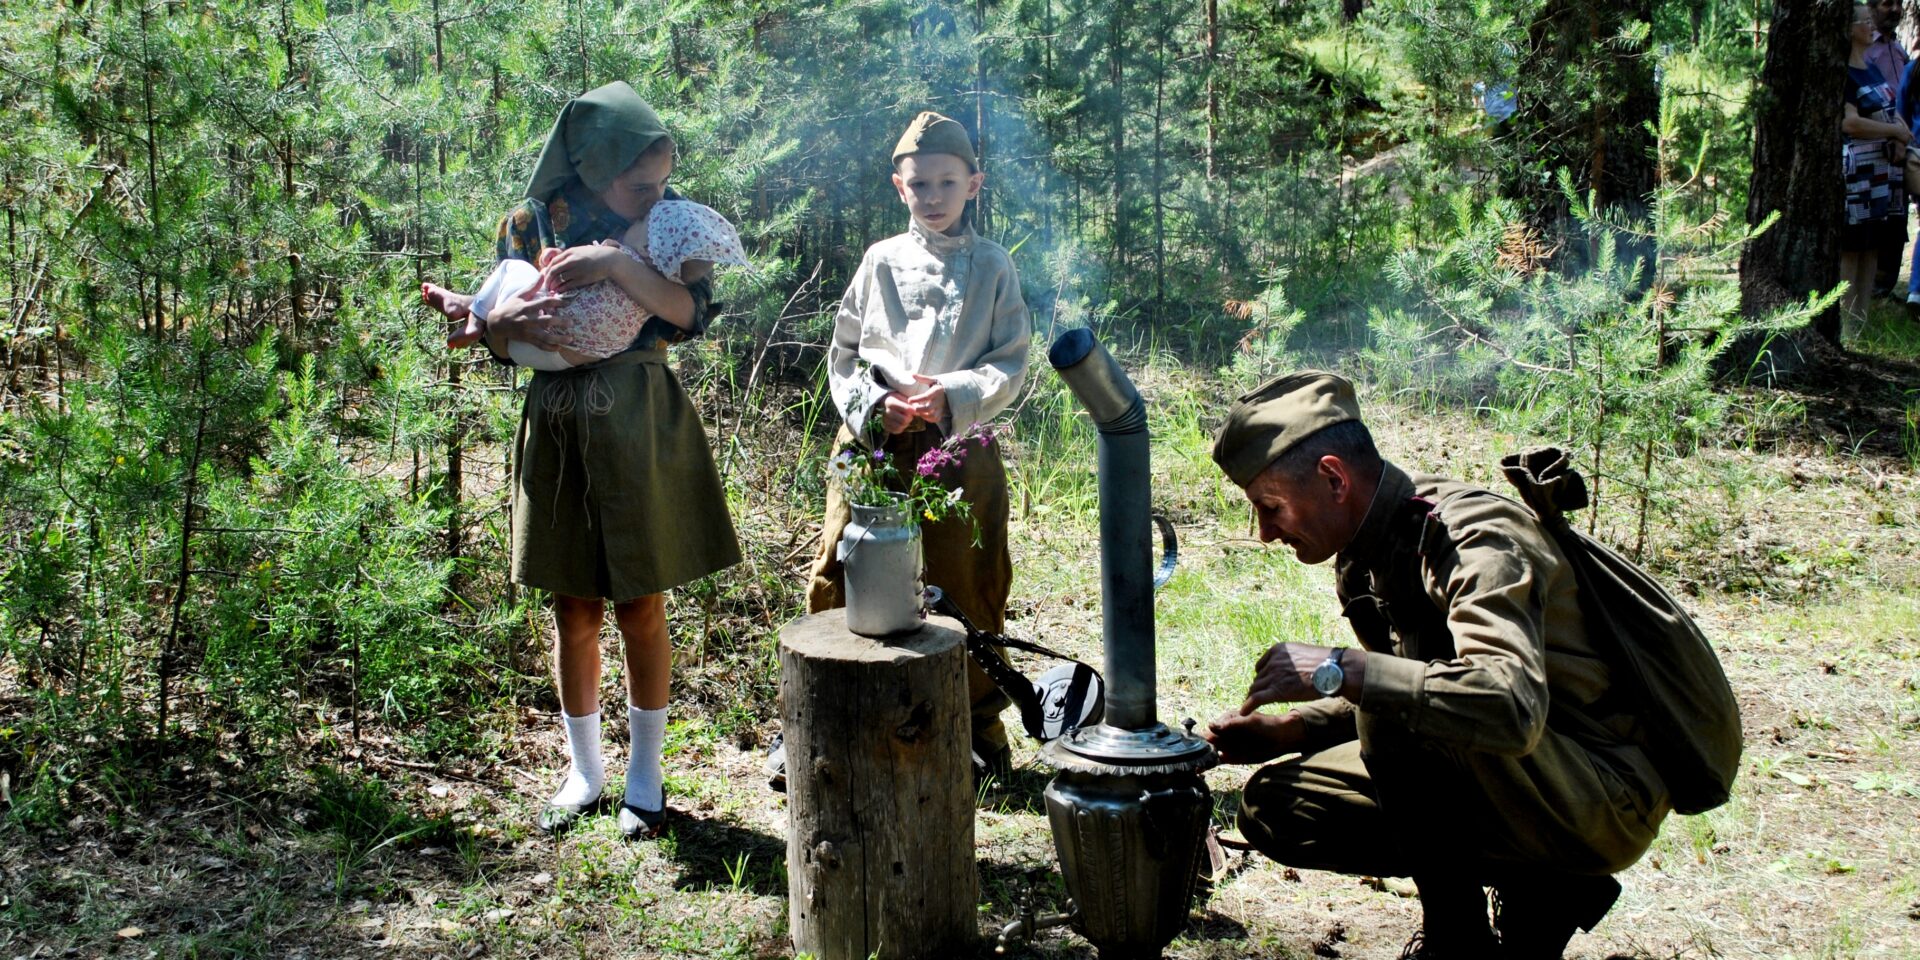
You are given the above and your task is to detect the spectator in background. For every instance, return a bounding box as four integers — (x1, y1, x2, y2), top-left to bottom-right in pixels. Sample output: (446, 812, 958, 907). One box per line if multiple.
(1845, 3, 1911, 341)
(1867, 0, 1910, 297)
(1900, 55, 1920, 309)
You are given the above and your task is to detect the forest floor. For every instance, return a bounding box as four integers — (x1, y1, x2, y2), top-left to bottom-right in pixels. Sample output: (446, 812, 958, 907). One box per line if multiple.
(6, 306, 1920, 960)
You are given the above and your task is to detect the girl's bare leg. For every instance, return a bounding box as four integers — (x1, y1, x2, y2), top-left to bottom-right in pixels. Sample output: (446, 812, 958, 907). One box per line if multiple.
(614, 594, 670, 824)
(555, 594, 607, 714)
(615, 595, 670, 710)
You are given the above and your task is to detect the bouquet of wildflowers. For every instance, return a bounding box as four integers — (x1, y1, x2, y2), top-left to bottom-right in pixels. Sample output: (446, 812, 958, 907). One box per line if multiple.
(828, 421, 1000, 531)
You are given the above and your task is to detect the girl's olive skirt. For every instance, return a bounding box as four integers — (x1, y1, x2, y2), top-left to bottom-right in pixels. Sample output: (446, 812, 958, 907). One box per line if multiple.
(511, 349, 741, 602)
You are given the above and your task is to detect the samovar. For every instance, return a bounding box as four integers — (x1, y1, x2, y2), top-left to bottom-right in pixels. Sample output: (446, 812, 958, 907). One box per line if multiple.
(1000, 329, 1217, 959)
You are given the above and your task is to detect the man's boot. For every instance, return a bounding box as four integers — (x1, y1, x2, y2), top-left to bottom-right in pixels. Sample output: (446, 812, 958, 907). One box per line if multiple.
(1399, 875, 1499, 959)
(1492, 872, 1621, 959)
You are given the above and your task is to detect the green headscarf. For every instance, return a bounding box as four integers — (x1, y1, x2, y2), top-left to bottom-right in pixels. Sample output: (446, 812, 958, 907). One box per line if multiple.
(524, 81, 670, 203)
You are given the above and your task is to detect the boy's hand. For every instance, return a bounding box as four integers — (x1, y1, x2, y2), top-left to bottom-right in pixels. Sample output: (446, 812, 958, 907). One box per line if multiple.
(881, 392, 918, 434)
(908, 373, 948, 423)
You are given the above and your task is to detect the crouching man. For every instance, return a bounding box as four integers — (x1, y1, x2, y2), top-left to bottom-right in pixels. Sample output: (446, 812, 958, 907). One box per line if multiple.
(1201, 372, 1670, 959)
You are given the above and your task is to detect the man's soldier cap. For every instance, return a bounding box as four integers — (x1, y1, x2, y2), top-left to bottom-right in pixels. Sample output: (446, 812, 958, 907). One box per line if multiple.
(1211, 370, 1362, 486)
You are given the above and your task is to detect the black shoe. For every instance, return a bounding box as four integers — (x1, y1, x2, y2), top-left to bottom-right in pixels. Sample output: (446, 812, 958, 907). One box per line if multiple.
(538, 792, 606, 835)
(617, 786, 667, 841)
(1492, 873, 1621, 959)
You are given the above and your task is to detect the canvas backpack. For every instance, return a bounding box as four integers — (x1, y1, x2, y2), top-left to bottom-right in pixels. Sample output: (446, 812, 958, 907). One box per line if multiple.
(1491, 447, 1744, 815)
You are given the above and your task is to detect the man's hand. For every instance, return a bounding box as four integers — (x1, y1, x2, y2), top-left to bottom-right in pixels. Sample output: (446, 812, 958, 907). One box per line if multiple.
(908, 373, 948, 424)
(1240, 642, 1367, 714)
(880, 391, 918, 434)
(1204, 710, 1306, 765)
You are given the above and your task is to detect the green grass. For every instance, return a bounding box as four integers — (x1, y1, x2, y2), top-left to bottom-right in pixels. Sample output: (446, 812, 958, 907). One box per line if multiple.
(12, 339, 1920, 959)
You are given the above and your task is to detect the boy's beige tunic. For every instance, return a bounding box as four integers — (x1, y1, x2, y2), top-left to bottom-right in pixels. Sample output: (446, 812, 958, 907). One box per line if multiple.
(808, 218, 1031, 750)
(825, 219, 1029, 436)
(1239, 462, 1670, 878)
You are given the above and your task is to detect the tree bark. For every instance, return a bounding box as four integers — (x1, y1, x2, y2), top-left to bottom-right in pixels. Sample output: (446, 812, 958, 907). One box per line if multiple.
(1730, 0, 1848, 373)
(1205, 0, 1219, 181)
(1108, 0, 1129, 269)
(1507, 0, 1659, 262)
(781, 609, 975, 960)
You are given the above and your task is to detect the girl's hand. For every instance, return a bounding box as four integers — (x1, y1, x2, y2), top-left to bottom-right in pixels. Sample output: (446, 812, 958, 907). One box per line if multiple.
(542, 243, 644, 294)
(486, 287, 571, 350)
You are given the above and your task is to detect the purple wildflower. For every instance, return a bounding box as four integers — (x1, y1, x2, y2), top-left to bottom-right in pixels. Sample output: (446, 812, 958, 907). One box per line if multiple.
(917, 447, 957, 477)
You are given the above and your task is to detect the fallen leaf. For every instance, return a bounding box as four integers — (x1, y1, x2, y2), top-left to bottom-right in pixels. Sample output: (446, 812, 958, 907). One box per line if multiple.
(429, 785, 450, 799)
(530, 872, 552, 885)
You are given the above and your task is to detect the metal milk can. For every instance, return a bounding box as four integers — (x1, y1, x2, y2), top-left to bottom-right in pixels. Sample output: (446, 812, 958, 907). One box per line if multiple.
(839, 498, 924, 638)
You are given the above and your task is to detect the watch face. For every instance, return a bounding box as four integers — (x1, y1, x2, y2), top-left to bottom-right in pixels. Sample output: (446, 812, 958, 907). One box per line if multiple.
(1311, 658, 1344, 696)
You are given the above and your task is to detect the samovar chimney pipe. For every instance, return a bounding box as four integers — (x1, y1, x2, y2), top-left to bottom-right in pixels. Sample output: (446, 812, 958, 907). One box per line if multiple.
(1047, 327, 1155, 731)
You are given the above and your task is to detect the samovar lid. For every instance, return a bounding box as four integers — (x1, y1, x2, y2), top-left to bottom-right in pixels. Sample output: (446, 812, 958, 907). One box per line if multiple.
(1042, 721, 1217, 775)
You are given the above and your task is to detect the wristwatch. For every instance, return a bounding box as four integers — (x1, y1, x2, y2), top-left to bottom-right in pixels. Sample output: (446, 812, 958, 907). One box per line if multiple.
(1310, 648, 1348, 697)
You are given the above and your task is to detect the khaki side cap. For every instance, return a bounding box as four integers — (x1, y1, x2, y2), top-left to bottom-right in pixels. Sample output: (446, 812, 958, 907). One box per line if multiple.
(891, 111, 976, 168)
(1210, 370, 1362, 487)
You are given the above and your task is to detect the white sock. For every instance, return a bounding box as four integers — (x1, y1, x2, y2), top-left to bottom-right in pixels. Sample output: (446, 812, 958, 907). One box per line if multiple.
(625, 705, 667, 812)
(549, 710, 605, 808)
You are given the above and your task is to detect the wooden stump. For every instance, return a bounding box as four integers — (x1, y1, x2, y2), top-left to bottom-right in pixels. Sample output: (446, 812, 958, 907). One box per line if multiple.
(780, 609, 976, 960)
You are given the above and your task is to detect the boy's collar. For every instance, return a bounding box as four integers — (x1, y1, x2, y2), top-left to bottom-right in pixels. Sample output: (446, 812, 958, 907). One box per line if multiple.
(907, 215, 975, 254)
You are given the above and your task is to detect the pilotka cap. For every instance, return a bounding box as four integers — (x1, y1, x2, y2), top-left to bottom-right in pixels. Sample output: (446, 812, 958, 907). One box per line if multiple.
(1211, 371, 1363, 487)
(891, 111, 978, 170)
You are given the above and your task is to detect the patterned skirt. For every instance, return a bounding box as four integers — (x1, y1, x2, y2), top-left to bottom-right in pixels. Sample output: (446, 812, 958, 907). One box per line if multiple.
(1843, 138, 1906, 251)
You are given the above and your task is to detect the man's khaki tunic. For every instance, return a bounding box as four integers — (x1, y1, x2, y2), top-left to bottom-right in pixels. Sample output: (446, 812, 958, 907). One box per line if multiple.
(1239, 462, 1671, 880)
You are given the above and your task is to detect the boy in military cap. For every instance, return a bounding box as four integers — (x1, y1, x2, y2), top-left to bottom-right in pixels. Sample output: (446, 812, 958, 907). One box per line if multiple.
(1202, 371, 1671, 959)
(805, 111, 1032, 775)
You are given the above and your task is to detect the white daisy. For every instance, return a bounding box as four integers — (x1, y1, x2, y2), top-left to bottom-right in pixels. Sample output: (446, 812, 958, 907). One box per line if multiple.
(828, 451, 857, 481)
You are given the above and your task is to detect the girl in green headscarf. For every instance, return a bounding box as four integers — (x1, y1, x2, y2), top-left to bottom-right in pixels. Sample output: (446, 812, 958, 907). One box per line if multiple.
(435, 81, 742, 840)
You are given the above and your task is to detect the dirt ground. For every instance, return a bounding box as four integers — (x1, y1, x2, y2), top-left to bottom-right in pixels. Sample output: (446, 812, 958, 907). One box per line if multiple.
(6, 344, 1920, 960)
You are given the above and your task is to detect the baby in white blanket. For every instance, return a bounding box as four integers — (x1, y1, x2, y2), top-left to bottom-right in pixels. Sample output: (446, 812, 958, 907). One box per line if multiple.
(424, 199, 748, 371)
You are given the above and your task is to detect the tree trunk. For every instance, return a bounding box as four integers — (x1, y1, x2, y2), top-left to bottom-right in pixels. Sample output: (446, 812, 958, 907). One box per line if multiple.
(1729, 0, 1848, 375)
(780, 609, 975, 960)
(1152, 11, 1167, 305)
(975, 0, 990, 236)
(1205, 0, 1219, 181)
(1108, 0, 1129, 270)
(1508, 0, 1659, 263)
